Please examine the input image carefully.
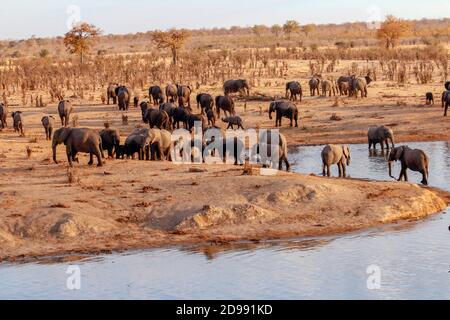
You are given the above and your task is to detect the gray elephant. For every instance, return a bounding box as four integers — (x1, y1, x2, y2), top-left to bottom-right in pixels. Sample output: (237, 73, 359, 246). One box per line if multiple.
(351, 75, 372, 98)
(255, 131, 290, 171)
(224, 79, 250, 96)
(116, 86, 130, 111)
(120, 128, 152, 160)
(0, 103, 7, 129)
(196, 93, 214, 114)
(187, 114, 207, 132)
(443, 88, 450, 117)
(337, 76, 353, 96)
(100, 128, 120, 158)
(58, 100, 73, 127)
(216, 95, 235, 118)
(149, 86, 164, 105)
(321, 80, 336, 97)
(309, 76, 321, 96)
(165, 84, 178, 103)
(269, 101, 299, 127)
(41, 116, 55, 140)
(177, 85, 192, 108)
(142, 104, 171, 130)
(322, 145, 351, 178)
(285, 81, 303, 101)
(206, 109, 216, 127)
(11, 111, 24, 135)
(368, 126, 395, 152)
(52, 127, 103, 167)
(388, 146, 429, 185)
(107, 84, 118, 105)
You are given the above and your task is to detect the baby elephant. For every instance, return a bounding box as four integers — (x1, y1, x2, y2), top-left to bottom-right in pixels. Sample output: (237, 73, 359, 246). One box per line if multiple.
(322, 145, 351, 178)
(388, 146, 429, 185)
(222, 116, 244, 130)
(41, 116, 55, 140)
(11, 111, 24, 135)
(425, 92, 434, 105)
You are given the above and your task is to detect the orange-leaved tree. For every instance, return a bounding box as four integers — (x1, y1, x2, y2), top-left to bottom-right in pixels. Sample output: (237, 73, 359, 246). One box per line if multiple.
(63, 23, 101, 63)
(152, 29, 191, 66)
(376, 15, 412, 49)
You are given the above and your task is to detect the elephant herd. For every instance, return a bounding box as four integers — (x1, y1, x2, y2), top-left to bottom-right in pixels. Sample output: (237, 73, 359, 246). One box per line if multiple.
(0, 103, 25, 135)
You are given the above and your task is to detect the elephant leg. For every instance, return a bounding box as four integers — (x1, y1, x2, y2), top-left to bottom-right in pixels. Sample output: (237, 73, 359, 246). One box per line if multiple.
(403, 169, 409, 182)
(284, 156, 290, 172)
(322, 163, 326, 176)
(421, 170, 428, 186)
(342, 164, 347, 178)
(95, 150, 103, 167)
(327, 165, 331, 177)
(338, 163, 343, 177)
(88, 153, 94, 166)
(66, 146, 73, 167)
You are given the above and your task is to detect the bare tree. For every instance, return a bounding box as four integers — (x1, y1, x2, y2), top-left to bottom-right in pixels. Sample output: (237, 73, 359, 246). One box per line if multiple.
(152, 29, 191, 65)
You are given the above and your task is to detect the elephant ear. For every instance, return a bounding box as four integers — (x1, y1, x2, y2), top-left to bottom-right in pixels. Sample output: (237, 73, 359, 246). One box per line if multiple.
(394, 147, 405, 161)
(56, 128, 72, 144)
(342, 145, 350, 159)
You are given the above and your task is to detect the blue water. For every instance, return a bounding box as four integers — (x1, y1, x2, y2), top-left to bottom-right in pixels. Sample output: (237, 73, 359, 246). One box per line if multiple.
(1, 141, 449, 299)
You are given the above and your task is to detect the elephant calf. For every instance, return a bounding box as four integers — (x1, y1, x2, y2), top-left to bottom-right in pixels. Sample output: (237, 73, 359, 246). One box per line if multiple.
(11, 111, 24, 135)
(100, 128, 121, 158)
(41, 116, 55, 140)
(321, 145, 351, 178)
(426, 92, 434, 105)
(388, 146, 429, 185)
(0, 103, 7, 129)
(222, 116, 244, 130)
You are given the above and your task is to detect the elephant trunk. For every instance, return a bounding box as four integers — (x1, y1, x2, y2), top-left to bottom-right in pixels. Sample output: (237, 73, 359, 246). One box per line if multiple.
(388, 161, 395, 179)
(52, 143, 58, 163)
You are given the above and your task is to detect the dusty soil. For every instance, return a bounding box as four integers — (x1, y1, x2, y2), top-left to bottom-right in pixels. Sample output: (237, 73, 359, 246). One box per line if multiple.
(1, 60, 450, 262)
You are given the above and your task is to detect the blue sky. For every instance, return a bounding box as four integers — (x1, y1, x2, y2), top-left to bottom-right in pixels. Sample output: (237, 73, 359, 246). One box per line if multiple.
(0, 0, 449, 39)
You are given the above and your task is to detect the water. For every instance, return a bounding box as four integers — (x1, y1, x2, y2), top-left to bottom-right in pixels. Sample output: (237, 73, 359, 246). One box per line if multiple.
(1, 141, 450, 300)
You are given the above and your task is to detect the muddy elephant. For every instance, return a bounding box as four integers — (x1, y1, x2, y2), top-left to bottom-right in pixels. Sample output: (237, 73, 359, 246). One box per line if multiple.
(322, 145, 351, 178)
(0, 103, 7, 129)
(152, 129, 173, 161)
(172, 106, 191, 129)
(165, 84, 178, 103)
(255, 131, 290, 171)
(107, 84, 118, 105)
(222, 116, 244, 130)
(58, 100, 73, 127)
(116, 86, 130, 111)
(351, 75, 372, 98)
(215, 95, 235, 118)
(52, 127, 103, 167)
(100, 128, 120, 158)
(337, 76, 353, 96)
(196, 93, 214, 114)
(223, 79, 250, 96)
(309, 76, 321, 96)
(41, 116, 55, 140)
(11, 111, 24, 135)
(368, 126, 395, 152)
(269, 101, 299, 127)
(285, 81, 303, 102)
(321, 80, 336, 97)
(149, 86, 164, 105)
(177, 85, 192, 108)
(425, 92, 434, 105)
(144, 108, 171, 130)
(388, 146, 429, 185)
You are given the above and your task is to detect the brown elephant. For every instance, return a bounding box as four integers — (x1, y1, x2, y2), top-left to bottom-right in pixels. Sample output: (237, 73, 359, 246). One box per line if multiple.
(388, 146, 429, 185)
(100, 128, 121, 158)
(215, 95, 235, 118)
(149, 86, 164, 105)
(269, 101, 299, 127)
(149, 129, 172, 161)
(285, 81, 303, 101)
(196, 93, 214, 114)
(58, 100, 73, 127)
(321, 144, 351, 178)
(52, 127, 103, 167)
(11, 111, 24, 135)
(309, 76, 321, 96)
(0, 103, 7, 129)
(255, 131, 290, 171)
(443, 90, 450, 117)
(351, 75, 372, 98)
(165, 84, 178, 103)
(368, 126, 395, 152)
(116, 86, 130, 111)
(224, 79, 250, 96)
(187, 114, 207, 132)
(321, 80, 336, 97)
(177, 85, 192, 108)
(337, 76, 353, 96)
(107, 84, 118, 105)
(144, 108, 171, 130)
(41, 116, 55, 140)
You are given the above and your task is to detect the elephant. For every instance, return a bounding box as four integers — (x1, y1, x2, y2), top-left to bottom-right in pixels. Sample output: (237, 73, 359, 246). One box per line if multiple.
(205, 137, 245, 166)
(52, 127, 103, 167)
(0, 103, 7, 129)
(337, 76, 353, 96)
(426, 92, 434, 105)
(144, 108, 171, 130)
(11, 111, 24, 135)
(215, 95, 235, 118)
(388, 146, 429, 185)
(368, 126, 395, 152)
(269, 101, 299, 127)
(187, 114, 207, 132)
(58, 100, 73, 127)
(321, 145, 351, 178)
(159, 102, 177, 120)
(177, 85, 192, 108)
(285, 81, 303, 102)
(41, 116, 55, 140)
(120, 128, 161, 161)
(116, 86, 130, 111)
(172, 106, 191, 129)
(256, 131, 290, 171)
(222, 116, 244, 130)
(309, 76, 321, 96)
(165, 84, 178, 103)
(196, 93, 214, 114)
(149, 86, 164, 105)
(443, 90, 450, 117)
(321, 80, 336, 97)
(351, 75, 372, 98)
(149, 129, 172, 161)
(223, 79, 250, 96)
(100, 128, 120, 158)
(107, 84, 118, 105)
(206, 109, 216, 127)
(133, 96, 139, 108)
